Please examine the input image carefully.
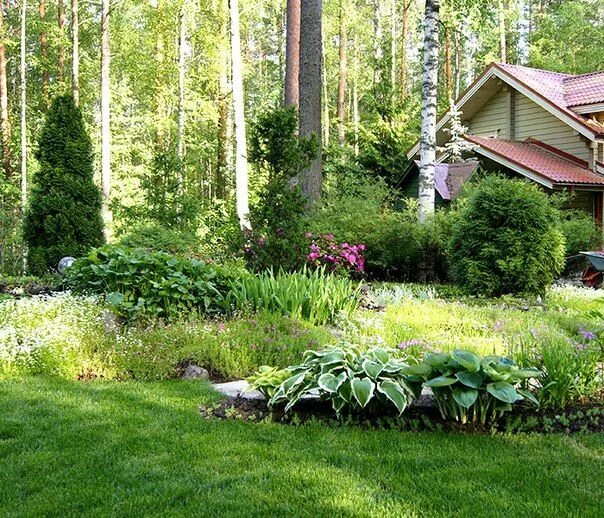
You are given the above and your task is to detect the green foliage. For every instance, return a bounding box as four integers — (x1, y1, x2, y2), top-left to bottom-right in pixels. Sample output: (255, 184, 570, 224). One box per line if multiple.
(228, 267, 361, 325)
(23, 95, 105, 275)
(246, 366, 291, 399)
(449, 176, 565, 296)
(243, 107, 316, 272)
(0, 179, 23, 275)
(64, 245, 240, 321)
(415, 350, 541, 423)
(117, 223, 204, 258)
(310, 177, 450, 280)
(263, 346, 422, 415)
(559, 210, 600, 258)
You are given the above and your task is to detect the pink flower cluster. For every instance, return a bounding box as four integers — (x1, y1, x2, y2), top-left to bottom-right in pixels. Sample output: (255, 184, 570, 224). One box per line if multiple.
(306, 232, 366, 274)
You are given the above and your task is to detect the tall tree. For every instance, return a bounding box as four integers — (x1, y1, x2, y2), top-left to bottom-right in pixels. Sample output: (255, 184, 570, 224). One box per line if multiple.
(499, 0, 507, 63)
(39, 0, 49, 107)
(101, 0, 111, 230)
(337, 0, 347, 145)
(399, 0, 412, 99)
(284, 0, 300, 108)
(216, 0, 230, 200)
(298, 0, 322, 202)
(72, 0, 79, 105)
(177, 3, 186, 161)
(0, 0, 12, 179)
(229, 0, 250, 229)
(58, 0, 66, 84)
(20, 0, 27, 213)
(418, 0, 440, 222)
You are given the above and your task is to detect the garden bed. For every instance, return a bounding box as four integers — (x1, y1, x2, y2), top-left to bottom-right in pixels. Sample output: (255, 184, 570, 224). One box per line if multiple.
(201, 395, 604, 434)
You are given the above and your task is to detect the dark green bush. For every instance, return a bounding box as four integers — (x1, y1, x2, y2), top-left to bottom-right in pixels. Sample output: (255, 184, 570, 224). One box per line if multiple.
(117, 223, 203, 258)
(64, 245, 242, 321)
(309, 176, 450, 280)
(23, 95, 105, 275)
(449, 176, 565, 296)
(559, 210, 600, 258)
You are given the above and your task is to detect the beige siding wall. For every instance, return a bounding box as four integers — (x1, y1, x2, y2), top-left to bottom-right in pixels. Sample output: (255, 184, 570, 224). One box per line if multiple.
(514, 94, 590, 161)
(467, 88, 509, 138)
(466, 86, 591, 162)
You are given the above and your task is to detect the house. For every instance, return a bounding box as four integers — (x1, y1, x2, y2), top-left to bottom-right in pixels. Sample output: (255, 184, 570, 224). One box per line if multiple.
(403, 63, 604, 222)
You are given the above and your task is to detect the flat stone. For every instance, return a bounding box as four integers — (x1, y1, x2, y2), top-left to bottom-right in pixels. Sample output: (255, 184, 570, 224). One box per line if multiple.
(212, 380, 264, 399)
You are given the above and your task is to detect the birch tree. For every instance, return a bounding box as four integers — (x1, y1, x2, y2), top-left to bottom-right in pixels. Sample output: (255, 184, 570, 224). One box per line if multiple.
(337, 0, 347, 145)
(284, 0, 300, 108)
(101, 0, 112, 230)
(72, 0, 79, 105)
(39, 0, 49, 107)
(20, 0, 27, 215)
(0, 1, 11, 179)
(299, 0, 322, 202)
(418, 0, 440, 222)
(499, 1, 507, 63)
(177, 3, 186, 162)
(229, 0, 250, 229)
(58, 0, 66, 84)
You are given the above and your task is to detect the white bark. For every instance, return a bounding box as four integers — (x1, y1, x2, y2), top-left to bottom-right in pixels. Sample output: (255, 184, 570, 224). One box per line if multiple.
(177, 4, 186, 161)
(353, 32, 359, 156)
(72, 0, 79, 105)
(20, 0, 27, 211)
(101, 0, 112, 231)
(229, 0, 250, 230)
(418, 0, 439, 222)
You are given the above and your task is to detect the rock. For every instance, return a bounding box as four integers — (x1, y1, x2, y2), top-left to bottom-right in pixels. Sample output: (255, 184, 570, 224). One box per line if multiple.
(181, 364, 209, 380)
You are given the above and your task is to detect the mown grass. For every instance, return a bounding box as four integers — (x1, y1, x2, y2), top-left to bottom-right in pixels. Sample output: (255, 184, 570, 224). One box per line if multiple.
(0, 377, 602, 517)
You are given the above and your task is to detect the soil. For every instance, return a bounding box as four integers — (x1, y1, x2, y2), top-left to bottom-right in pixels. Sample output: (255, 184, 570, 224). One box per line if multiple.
(200, 395, 604, 434)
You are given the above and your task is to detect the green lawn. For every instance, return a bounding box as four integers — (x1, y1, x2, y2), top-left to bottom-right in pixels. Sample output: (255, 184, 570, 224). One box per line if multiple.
(0, 378, 602, 517)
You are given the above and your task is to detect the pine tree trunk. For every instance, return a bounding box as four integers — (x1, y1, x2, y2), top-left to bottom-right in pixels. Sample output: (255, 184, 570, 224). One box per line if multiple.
(58, 0, 66, 84)
(389, 0, 395, 92)
(101, 0, 112, 231)
(284, 0, 300, 108)
(299, 0, 322, 202)
(399, 0, 410, 99)
(177, 4, 186, 162)
(418, 0, 439, 223)
(229, 0, 250, 230)
(337, 0, 346, 146)
(154, 0, 165, 149)
(71, 0, 79, 105)
(321, 35, 329, 146)
(499, 1, 507, 64)
(0, 1, 12, 179)
(39, 0, 49, 107)
(373, 0, 382, 84)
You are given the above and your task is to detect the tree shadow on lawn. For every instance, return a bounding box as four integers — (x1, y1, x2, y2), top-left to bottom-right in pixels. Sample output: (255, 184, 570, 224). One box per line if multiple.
(0, 377, 602, 517)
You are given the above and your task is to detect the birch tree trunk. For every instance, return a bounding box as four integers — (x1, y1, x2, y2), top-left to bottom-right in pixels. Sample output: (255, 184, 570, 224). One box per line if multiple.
(0, 1, 12, 179)
(20, 0, 27, 211)
(352, 31, 359, 156)
(177, 4, 186, 162)
(337, 0, 346, 146)
(418, 0, 439, 222)
(101, 0, 112, 231)
(284, 0, 300, 108)
(71, 0, 79, 105)
(58, 0, 66, 84)
(216, 1, 229, 200)
(499, 1, 507, 63)
(39, 0, 49, 107)
(229, 0, 250, 230)
(299, 0, 322, 202)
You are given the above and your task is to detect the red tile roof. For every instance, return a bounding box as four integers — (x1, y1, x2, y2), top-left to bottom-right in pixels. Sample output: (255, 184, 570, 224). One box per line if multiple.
(495, 64, 604, 135)
(464, 135, 604, 187)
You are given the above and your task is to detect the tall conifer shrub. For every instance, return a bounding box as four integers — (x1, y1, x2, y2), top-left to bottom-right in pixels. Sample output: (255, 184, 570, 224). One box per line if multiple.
(24, 95, 104, 275)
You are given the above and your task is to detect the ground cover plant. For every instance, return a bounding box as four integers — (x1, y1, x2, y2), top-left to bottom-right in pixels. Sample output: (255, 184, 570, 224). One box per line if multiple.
(0, 377, 602, 517)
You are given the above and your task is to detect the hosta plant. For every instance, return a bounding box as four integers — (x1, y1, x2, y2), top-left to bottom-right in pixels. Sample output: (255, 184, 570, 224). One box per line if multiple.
(246, 366, 291, 399)
(418, 350, 541, 424)
(262, 346, 423, 415)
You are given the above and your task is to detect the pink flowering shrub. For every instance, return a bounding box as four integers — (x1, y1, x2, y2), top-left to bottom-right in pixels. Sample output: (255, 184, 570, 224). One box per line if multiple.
(306, 232, 366, 275)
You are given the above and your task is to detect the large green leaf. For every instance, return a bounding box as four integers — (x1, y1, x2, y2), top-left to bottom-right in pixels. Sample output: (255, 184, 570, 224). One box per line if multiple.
(376, 380, 408, 414)
(455, 371, 483, 389)
(281, 372, 306, 396)
(425, 376, 457, 388)
(318, 372, 346, 393)
(370, 348, 391, 365)
(338, 379, 353, 402)
(402, 363, 432, 377)
(451, 350, 480, 372)
(513, 368, 542, 380)
(362, 359, 384, 379)
(331, 397, 347, 415)
(424, 353, 451, 370)
(486, 382, 519, 403)
(351, 377, 375, 408)
(452, 387, 479, 408)
(517, 388, 539, 406)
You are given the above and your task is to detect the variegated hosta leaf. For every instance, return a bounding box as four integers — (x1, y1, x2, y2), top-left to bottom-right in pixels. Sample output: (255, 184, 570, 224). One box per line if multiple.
(351, 377, 375, 408)
(331, 397, 347, 415)
(282, 372, 307, 396)
(362, 359, 384, 379)
(318, 372, 346, 393)
(425, 376, 457, 387)
(338, 378, 353, 402)
(376, 380, 408, 414)
(368, 348, 390, 365)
